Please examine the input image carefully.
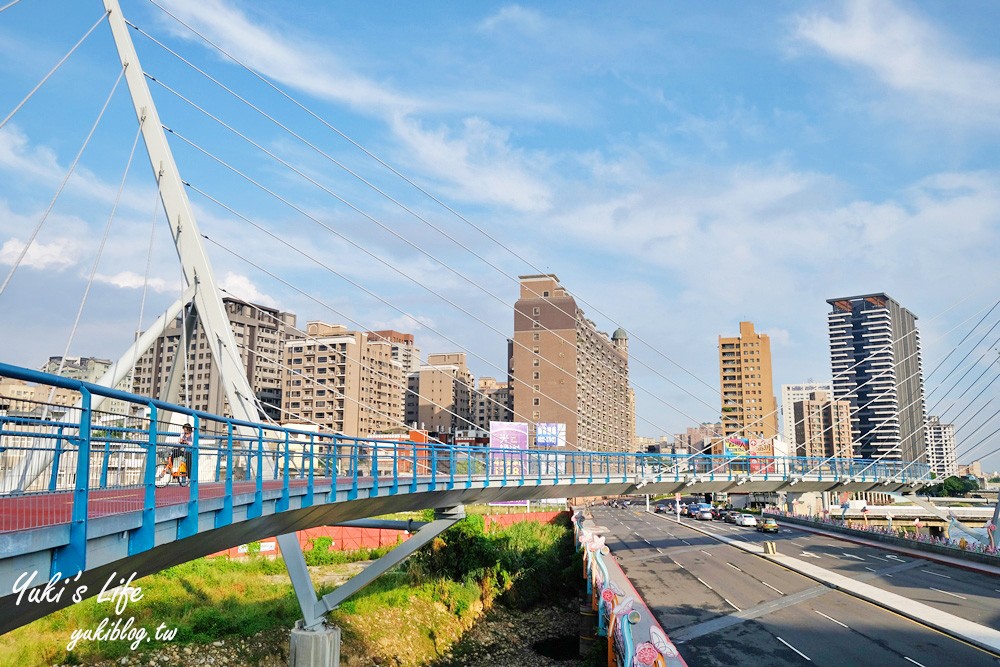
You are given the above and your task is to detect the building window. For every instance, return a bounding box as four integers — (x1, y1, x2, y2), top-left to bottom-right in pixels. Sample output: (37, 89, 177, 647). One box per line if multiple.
(533, 398, 540, 406)
(533, 371, 540, 380)
(532, 306, 540, 316)
(533, 321, 540, 329)
(533, 332, 539, 341)
(533, 359, 539, 366)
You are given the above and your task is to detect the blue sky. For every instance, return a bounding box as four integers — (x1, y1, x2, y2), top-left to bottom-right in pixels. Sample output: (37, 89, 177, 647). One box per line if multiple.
(2, 1, 1000, 473)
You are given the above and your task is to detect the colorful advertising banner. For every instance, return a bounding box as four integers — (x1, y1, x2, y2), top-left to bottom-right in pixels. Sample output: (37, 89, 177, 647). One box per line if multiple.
(489, 421, 528, 477)
(535, 423, 566, 448)
(724, 436, 749, 457)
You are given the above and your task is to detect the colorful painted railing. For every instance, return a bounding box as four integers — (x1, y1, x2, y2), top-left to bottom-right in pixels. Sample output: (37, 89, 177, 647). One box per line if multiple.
(576, 510, 687, 667)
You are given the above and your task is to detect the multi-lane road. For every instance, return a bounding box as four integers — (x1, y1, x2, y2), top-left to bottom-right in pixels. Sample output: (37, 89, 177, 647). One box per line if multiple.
(591, 505, 1000, 666)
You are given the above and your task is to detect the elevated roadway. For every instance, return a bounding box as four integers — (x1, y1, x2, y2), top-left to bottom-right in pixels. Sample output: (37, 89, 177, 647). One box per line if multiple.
(590, 506, 1000, 666)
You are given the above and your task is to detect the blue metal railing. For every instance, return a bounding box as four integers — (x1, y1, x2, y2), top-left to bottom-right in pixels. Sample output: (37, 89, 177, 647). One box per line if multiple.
(0, 362, 931, 575)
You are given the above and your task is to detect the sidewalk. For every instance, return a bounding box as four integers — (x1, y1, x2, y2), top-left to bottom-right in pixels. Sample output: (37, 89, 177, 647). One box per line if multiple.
(655, 512, 1000, 658)
(781, 519, 1000, 578)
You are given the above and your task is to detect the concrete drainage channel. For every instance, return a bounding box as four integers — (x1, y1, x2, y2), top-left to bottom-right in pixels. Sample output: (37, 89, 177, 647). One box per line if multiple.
(649, 510, 1000, 658)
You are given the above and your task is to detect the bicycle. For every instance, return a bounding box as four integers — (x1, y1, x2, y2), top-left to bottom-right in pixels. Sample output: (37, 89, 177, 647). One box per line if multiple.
(155, 449, 189, 487)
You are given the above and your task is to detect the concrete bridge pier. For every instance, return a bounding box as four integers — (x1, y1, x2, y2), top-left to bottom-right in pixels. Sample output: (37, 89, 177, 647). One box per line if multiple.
(290, 621, 341, 667)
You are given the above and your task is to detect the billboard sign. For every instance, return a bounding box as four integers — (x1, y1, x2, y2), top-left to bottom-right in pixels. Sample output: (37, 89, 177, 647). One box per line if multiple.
(490, 421, 528, 477)
(535, 423, 566, 448)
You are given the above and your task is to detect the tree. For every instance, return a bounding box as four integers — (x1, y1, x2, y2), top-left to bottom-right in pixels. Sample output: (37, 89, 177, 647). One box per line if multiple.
(922, 475, 979, 497)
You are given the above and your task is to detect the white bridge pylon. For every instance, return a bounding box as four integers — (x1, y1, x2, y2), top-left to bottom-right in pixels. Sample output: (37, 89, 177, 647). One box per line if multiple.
(102, 0, 261, 426)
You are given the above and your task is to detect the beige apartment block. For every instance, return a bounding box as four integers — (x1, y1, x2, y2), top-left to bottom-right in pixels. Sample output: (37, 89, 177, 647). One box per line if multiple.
(282, 323, 405, 437)
(367, 330, 421, 375)
(511, 274, 632, 452)
(407, 353, 475, 434)
(719, 321, 778, 447)
(792, 391, 853, 459)
(133, 298, 296, 421)
(473, 376, 513, 431)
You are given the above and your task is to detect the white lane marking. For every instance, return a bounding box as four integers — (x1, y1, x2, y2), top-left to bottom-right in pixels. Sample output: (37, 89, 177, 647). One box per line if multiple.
(822, 552, 841, 559)
(776, 636, 811, 661)
(842, 553, 865, 561)
(681, 539, 691, 545)
(724, 598, 741, 611)
(865, 567, 877, 572)
(700, 550, 714, 557)
(696, 577, 714, 590)
(866, 554, 888, 562)
(905, 657, 928, 667)
(930, 587, 967, 600)
(726, 562, 743, 572)
(762, 581, 784, 595)
(885, 554, 906, 562)
(656, 548, 663, 554)
(921, 569, 951, 579)
(814, 610, 848, 628)
(885, 574, 893, 578)
(800, 552, 821, 559)
(787, 540, 804, 546)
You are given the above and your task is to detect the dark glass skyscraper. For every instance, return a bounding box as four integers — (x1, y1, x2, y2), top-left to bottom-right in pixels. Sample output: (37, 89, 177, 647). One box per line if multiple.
(827, 294, 927, 462)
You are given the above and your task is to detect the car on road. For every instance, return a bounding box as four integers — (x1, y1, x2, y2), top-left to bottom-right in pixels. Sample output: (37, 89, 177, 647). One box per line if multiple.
(756, 517, 779, 533)
(724, 511, 739, 524)
(735, 514, 757, 527)
(654, 504, 667, 513)
(697, 508, 713, 520)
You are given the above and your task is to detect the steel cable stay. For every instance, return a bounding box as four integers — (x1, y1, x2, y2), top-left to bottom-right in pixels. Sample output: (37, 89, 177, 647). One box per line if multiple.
(0, 9, 109, 131)
(0, 62, 125, 297)
(0, 0, 25, 13)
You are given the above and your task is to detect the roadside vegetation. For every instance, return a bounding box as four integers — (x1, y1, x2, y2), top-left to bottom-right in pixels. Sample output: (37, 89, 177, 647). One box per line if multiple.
(0, 510, 576, 667)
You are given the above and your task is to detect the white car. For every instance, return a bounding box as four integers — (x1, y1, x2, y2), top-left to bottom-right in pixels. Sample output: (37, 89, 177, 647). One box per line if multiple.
(736, 514, 757, 527)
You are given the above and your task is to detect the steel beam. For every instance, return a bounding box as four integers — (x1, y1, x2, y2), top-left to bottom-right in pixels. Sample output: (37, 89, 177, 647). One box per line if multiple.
(278, 506, 465, 629)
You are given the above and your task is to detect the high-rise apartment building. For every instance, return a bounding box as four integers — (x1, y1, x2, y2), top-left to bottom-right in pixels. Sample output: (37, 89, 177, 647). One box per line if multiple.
(282, 322, 404, 436)
(827, 293, 927, 462)
(792, 391, 853, 459)
(718, 321, 778, 443)
(780, 382, 832, 447)
(472, 377, 513, 431)
(367, 331, 421, 375)
(133, 298, 296, 420)
(925, 416, 957, 478)
(511, 275, 632, 452)
(673, 423, 723, 456)
(405, 352, 475, 434)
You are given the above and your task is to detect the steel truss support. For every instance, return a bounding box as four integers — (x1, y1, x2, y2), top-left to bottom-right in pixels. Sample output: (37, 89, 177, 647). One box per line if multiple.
(278, 506, 466, 629)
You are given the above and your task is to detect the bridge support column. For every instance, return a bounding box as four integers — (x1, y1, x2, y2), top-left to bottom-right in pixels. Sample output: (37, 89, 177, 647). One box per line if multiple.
(290, 621, 341, 667)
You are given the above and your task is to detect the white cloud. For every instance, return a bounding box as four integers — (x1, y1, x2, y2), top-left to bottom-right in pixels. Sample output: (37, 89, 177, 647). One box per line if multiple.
(478, 5, 546, 34)
(219, 271, 278, 307)
(793, 1, 1000, 124)
(156, 0, 419, 115)
(0, 237, 75, 270)
(93, 271, 174, 293)
(390, 114, 552, 213)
